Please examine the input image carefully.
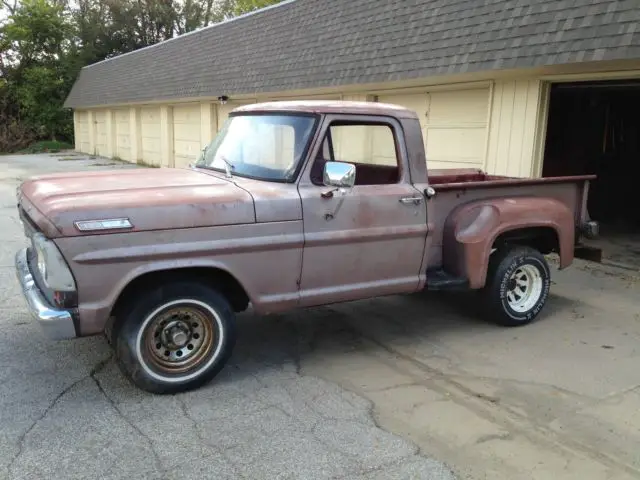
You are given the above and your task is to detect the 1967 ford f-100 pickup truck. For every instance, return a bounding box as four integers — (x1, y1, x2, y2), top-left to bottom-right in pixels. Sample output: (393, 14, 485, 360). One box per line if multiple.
(14, 100, 601, 393)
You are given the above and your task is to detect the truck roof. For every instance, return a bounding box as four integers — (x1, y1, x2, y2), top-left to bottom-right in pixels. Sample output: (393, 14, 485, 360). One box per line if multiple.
(233, 100, 419, 119)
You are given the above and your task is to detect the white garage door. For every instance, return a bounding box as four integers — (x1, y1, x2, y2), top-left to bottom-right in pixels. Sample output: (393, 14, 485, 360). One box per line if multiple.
(140, 107, 162, 166)
(378, 87, 490, 170)
(75, 111, 90, 153)
(94, 110, 108, 157)
(115, 109, 131, 161)
(173, 104, 202, 169)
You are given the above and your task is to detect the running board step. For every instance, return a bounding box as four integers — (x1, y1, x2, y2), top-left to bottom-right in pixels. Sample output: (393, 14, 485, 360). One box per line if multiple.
(426, 269, 469, 291)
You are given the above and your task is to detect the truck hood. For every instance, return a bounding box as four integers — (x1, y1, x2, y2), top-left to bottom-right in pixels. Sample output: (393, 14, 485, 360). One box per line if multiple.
(19, 168, 256, 237)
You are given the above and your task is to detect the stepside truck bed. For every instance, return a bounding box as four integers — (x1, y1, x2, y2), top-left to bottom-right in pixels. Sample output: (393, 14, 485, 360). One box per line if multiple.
(425, 168, 601, 281)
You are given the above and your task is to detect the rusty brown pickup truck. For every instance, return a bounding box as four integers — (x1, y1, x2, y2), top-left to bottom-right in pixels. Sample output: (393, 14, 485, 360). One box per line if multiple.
(14, 100, 601, 393)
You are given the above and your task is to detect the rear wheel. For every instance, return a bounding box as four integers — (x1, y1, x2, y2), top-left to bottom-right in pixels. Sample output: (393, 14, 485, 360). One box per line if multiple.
(113, 281, 236, 394)
(481, 246, 551, 327)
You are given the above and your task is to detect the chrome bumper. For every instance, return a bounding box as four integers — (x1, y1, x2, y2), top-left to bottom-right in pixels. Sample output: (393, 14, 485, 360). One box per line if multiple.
(14, 248, 77, 340)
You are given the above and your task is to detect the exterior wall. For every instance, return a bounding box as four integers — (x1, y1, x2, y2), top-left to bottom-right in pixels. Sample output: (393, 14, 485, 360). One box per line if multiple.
(74, 111, 91, 153)
(71, 68, 635, 178)
(485, 79, 546, 177)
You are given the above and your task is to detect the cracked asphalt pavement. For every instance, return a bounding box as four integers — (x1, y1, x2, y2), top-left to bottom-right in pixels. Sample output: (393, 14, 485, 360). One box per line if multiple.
(0, 153, 456, 479)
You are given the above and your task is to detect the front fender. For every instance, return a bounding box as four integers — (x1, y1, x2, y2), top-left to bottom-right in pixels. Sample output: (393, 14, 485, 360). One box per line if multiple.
(442, 197, 575, 289)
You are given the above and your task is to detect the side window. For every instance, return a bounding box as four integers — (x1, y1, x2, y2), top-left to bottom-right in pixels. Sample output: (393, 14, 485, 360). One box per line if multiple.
(311, 122, 400, 186)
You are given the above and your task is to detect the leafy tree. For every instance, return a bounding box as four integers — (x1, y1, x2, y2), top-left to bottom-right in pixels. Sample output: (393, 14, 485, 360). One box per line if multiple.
(1, 0, 72, 144)
(231, 0, 283, 16)
(0, 0, 287, 151)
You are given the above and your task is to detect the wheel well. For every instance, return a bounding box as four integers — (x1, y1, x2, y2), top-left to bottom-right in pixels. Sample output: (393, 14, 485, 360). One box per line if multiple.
(492, 227, 559, 255)
(110, 267, 250, 321)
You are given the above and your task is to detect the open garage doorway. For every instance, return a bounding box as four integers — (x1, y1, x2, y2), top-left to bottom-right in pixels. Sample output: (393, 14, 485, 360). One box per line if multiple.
(542, 79, 640, 269)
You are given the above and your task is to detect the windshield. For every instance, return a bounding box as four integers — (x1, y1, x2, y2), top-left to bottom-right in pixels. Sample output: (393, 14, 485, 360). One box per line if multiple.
(195, 114, 317, 182)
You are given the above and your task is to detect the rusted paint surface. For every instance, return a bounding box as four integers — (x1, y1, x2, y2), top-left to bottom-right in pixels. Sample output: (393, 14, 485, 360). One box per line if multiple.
(294, 112, 429, 307)
(442, 196, 576, 288)
(20, 167, 256, 236)
(232, 176, 303, 223)
(54, 221, 304, 335)
(15, 101, 598, 338)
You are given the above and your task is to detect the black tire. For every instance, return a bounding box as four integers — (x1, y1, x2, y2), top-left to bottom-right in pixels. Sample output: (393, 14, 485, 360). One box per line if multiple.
(113, 281, 236, 394)
(481, 246, 551, 327)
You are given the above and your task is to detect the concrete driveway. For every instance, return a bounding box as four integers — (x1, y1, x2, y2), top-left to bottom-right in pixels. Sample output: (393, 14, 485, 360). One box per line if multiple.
(1, 153, 639, 480)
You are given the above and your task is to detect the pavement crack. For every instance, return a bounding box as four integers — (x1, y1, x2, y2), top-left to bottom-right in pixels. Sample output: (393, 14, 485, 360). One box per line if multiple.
(177, 397, 247, 479)
(7, 354, 113, 476)
(178, 397, 207, 444)
(89, 355, 166, 476)
(8, 378, 84, 475)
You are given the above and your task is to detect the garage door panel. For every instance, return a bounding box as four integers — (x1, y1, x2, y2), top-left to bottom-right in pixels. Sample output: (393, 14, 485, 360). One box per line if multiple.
(379, 87, 489, 170)
(174, 123, 200, 142)
(115, 110, 129, 123)
(94, 111, 108, 157)
(426, 127, 487, 164)
(173, 104, 202, 169)
(174, 139, 201, 168)
(141, 107, 161, 166)
(115, 109, 131, 160)
(428, 88, 489, 124)
(173, 105, 200, 124)
(141, 107, 160, 124)
(141, 137, 160, 155)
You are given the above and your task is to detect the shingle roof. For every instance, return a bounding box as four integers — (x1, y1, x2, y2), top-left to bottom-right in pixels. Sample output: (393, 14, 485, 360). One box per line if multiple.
(64, 0, 640, 109)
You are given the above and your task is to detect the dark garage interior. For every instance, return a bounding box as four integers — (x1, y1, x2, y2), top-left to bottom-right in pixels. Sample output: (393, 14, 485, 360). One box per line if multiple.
(542, 79, 640, 268)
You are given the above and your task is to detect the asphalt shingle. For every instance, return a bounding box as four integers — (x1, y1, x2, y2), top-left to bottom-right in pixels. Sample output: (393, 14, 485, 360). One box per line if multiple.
(64, 0, 640, 109)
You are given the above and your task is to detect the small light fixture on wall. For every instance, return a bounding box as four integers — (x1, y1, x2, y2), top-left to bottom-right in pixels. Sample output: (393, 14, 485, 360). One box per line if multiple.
(217, 95, 229, 105)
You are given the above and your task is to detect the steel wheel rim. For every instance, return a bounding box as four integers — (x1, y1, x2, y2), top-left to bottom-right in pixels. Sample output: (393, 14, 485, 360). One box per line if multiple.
(142, 302, 216, 375)
(506, 264, 543, 313)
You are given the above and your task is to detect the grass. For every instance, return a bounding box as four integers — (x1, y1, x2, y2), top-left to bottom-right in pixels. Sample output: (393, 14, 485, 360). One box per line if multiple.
(19, 140, 74, 154)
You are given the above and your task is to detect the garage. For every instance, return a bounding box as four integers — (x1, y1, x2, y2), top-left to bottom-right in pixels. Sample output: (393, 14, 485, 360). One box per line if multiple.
(173, 104, 202, 169)
(93, 110, 108, 156)
(542, 79, 640, 268)
(114, 109, 131, 161)
(377, 87, 490, 170)
(140, 107, 162, 166)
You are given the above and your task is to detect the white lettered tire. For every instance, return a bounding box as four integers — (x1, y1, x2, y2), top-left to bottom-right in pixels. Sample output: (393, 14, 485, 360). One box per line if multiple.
(482, 246, 551, 327)
(114, 281, 236, 394)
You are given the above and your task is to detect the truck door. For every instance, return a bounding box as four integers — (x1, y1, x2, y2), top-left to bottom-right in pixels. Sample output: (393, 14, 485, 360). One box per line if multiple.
(297, 114, 429, 307)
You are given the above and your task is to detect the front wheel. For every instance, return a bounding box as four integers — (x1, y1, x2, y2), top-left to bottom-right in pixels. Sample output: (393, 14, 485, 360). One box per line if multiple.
(481, 246, 551, 327)
(113, 281, 236, 394)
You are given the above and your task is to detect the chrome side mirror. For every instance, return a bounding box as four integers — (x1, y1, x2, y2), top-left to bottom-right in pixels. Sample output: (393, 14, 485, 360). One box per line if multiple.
(323, 161, 356, 189)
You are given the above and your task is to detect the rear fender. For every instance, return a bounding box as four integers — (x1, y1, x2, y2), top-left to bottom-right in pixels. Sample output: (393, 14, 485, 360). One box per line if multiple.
(442, 197, 575, 289)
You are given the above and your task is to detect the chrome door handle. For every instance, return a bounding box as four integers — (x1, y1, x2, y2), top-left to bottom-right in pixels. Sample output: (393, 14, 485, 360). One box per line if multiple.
(399, 196, 423, 205)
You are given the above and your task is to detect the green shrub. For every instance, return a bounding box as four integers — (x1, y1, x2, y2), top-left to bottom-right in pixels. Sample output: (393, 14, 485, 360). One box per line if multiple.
(19, 140, 74, 154)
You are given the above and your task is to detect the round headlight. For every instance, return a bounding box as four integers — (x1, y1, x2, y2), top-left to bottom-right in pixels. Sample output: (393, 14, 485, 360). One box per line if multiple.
(30, 233, 75, 292)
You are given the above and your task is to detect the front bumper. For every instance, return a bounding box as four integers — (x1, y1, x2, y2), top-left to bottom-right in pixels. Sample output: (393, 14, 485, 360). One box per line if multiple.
(14, 248, 77, 340)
